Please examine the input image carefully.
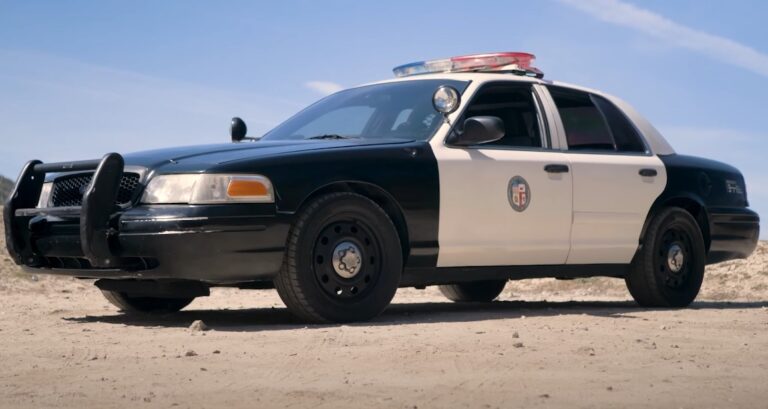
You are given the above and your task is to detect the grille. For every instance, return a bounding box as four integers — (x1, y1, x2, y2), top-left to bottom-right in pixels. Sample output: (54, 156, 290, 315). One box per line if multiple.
(50, 173, 140, 207)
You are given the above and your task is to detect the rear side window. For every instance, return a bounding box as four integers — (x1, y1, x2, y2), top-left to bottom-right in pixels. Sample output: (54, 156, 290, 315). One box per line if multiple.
(549, 87, 647, 153)
(549, 88, 613, 151)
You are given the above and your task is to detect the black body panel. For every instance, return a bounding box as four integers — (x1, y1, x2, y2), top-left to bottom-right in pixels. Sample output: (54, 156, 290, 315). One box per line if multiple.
(653, 154, 759, 263)
(121, 140, 416, 173)
(205, 140, 441, 269)
(5, 140, 441, 284)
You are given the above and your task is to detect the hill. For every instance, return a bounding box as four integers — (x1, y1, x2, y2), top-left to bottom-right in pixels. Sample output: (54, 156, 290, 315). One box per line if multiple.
(0, 175, 13, 202)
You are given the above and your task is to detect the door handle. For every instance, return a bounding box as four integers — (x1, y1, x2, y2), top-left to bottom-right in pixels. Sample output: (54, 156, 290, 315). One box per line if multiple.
(544, 164, 569, 174)
(639, 168, 658, 177)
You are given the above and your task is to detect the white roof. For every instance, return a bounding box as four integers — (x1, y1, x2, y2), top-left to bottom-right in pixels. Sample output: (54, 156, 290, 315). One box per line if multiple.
(363, 72, 675, 155)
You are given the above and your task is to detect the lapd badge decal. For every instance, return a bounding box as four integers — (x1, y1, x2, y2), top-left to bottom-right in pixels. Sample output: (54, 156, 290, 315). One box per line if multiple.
(508, 176, 531, 212)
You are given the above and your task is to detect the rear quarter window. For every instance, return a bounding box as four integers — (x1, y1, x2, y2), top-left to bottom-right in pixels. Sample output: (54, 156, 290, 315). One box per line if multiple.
(591, 95, 647, 153)
(549, 86, 648, 154)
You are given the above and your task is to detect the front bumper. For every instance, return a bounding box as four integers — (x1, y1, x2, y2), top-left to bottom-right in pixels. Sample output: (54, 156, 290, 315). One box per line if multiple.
(707, 207, 760, 264)
(4, 154, 290, 283)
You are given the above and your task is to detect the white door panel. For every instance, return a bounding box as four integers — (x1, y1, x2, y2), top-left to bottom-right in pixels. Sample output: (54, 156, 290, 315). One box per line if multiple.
(566, 153, 666, 264)
(434, 147, 573, 267)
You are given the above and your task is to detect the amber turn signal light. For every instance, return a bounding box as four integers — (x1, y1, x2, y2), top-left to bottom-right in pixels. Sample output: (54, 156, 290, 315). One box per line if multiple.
(227, 179, 270, 198)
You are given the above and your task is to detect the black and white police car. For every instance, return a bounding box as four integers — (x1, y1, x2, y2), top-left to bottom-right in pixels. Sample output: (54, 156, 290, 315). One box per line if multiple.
(4, 52, 760, 322)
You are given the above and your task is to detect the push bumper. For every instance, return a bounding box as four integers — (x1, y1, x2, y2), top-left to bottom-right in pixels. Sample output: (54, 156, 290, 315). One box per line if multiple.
(4, 154, 290, 283)
(707, 207, 760, 264)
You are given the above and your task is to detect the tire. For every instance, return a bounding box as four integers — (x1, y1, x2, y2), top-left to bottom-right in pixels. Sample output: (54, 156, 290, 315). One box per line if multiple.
(274, 192, 403, 323)
(101, 290, 195, 314)
(438, 280, 507, 302)
(626, 207, 706, 308)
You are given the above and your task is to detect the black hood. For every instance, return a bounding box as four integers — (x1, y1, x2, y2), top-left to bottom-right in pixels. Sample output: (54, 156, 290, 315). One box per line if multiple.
(122, 139, 413, 173)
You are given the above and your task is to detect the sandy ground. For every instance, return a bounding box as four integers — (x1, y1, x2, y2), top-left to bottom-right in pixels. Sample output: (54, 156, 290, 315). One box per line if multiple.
(1, 218, 767, 408)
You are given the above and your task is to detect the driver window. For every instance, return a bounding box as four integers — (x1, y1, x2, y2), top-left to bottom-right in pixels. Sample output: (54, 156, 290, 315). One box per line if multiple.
(457, 83, 544, 148)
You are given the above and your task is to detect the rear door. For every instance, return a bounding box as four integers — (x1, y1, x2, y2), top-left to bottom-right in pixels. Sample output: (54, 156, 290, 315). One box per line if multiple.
(543, 86, 666, 264)
(432, 82, 573, 267)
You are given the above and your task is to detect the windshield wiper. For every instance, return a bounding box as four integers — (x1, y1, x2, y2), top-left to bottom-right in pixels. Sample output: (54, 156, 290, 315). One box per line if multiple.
(305, 134, 357, 140)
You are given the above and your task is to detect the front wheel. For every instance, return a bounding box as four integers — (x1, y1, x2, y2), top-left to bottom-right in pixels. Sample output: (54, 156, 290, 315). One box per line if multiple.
(101, 290, 195, 314)
(274, 192, 403, 323)
(625, 207, 706, 307)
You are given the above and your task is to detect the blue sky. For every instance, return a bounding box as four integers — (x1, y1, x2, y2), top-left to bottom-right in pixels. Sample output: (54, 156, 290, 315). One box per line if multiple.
(1, 0, 766, 237)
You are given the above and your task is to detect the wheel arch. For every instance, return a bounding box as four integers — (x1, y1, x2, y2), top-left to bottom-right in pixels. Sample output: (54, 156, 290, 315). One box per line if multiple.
(639, 194, 711, 253)
(293, 181, 411, 263)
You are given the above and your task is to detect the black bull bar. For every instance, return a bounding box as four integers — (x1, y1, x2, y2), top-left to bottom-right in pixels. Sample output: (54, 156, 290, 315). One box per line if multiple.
(3, 153, 125, 268)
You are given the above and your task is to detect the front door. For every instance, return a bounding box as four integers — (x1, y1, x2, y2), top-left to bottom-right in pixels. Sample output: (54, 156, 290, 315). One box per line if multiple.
(432, 82, 573, 267)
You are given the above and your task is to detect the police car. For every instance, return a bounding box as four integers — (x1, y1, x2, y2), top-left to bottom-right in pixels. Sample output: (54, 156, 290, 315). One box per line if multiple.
(3, 52, 760, 322)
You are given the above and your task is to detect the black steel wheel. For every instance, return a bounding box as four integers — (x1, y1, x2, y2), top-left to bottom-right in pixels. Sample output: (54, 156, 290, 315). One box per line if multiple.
(438, 280, 507, 302)
(312, 220, 382, 300)
(101, 290, 194, 314)
(626, 207, 706, 307)
(274, 192, 402, 323)
(657, 228, 693, 289)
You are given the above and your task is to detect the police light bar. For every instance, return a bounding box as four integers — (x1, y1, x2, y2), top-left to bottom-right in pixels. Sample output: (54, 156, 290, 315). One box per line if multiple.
(393, 52, 544, 79)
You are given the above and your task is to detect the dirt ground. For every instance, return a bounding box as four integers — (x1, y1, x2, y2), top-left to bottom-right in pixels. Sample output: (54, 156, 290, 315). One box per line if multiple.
(1, 218, 767, 408)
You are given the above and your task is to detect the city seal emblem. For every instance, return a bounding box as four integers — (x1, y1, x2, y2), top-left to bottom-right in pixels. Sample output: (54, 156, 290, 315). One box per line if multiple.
(508, 176, 531, 212)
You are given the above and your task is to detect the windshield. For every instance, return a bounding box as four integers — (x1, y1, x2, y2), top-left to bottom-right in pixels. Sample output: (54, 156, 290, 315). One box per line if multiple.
(261, 79, 469, 141)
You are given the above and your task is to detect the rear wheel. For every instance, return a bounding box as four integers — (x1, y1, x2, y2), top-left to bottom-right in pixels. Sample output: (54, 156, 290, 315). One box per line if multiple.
(626, 207, 706, 307)
(438, 280, 507, 302)
(101, 290, 194, 314)
(274, 192, 403, 323)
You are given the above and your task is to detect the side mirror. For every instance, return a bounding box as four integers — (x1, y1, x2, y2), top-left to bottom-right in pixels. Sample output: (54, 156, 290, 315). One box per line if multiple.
(230, 117, 248, 142)
(446, 116, 505, 146)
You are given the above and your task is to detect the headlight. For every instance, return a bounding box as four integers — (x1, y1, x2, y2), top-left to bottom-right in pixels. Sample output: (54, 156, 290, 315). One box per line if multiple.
(37, 182, 53, 208)
(142, 174, 274, 204)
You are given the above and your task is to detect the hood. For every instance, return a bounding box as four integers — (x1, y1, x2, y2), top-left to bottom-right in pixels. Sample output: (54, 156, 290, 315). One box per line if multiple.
(122, 139, 412, 173)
